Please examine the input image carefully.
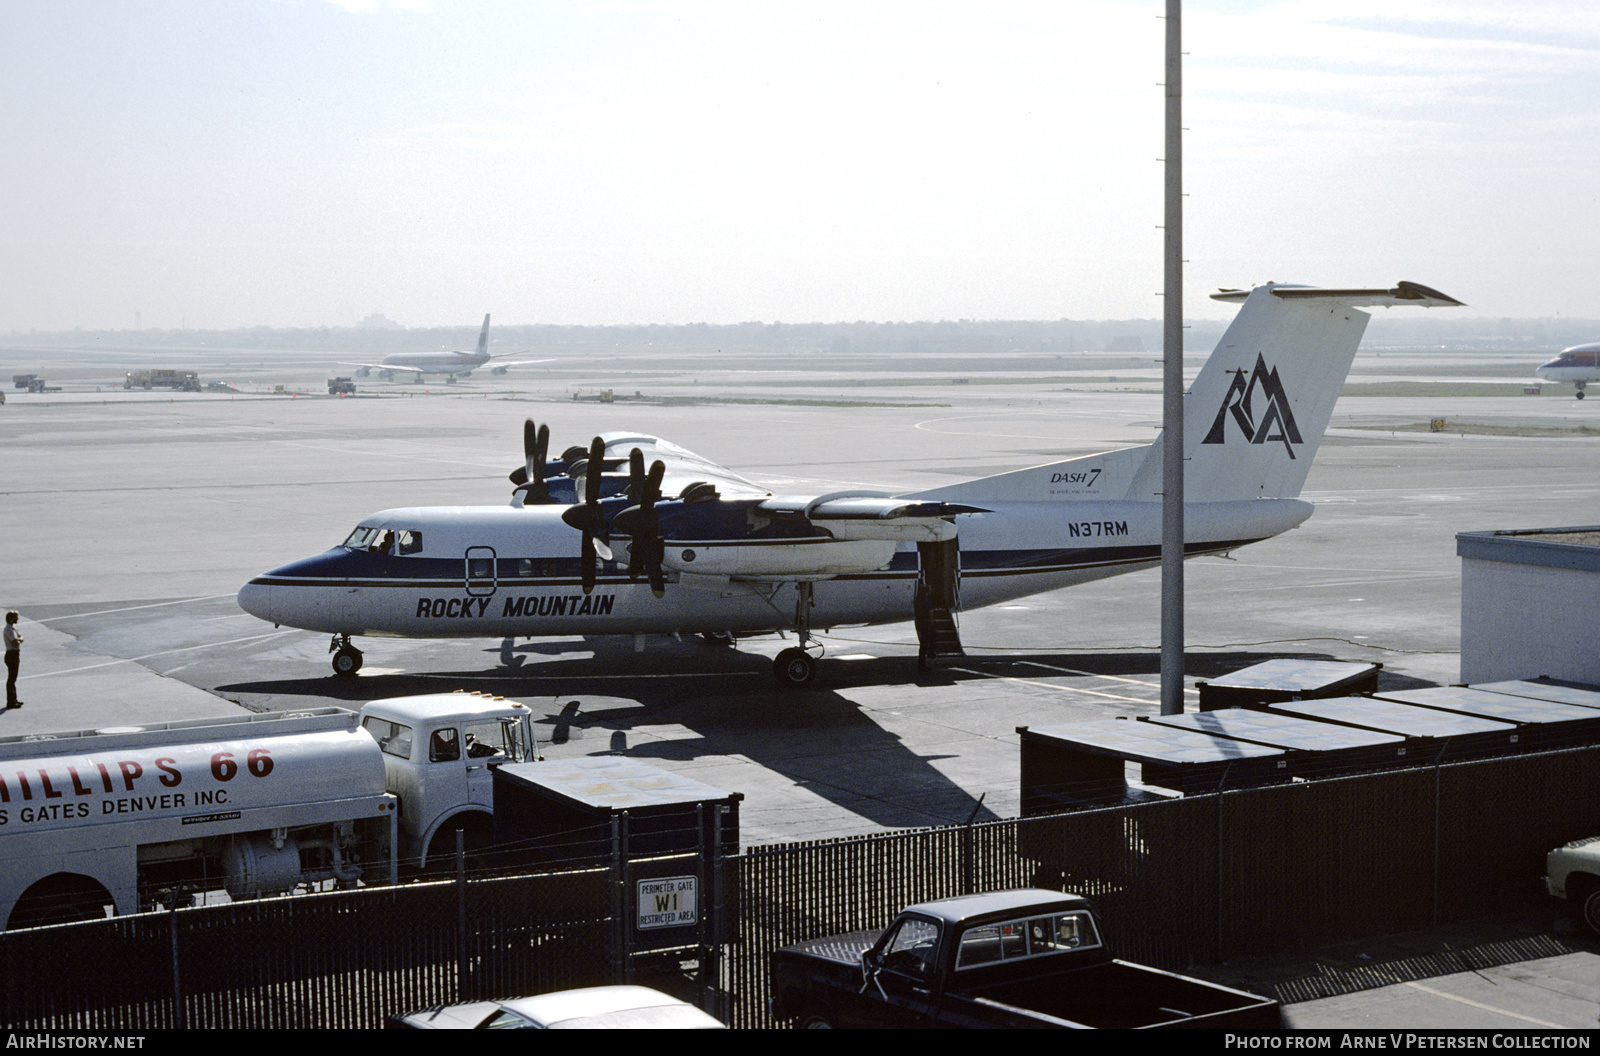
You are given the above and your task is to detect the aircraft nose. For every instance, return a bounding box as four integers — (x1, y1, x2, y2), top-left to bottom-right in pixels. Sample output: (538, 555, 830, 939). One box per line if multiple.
(237, 579, 279, 623)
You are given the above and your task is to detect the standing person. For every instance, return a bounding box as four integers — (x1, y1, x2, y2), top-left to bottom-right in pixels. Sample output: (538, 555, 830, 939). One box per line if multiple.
(3, 611, 21, 709)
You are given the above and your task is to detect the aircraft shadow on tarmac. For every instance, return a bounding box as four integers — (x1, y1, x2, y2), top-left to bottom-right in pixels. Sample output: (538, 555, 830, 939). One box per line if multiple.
(217, 640, 1004, 831)
(213, 642, 1441, 836)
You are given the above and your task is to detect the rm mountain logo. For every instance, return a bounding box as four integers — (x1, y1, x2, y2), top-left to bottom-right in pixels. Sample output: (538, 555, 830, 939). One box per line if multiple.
(1202, 354, 1303, 458)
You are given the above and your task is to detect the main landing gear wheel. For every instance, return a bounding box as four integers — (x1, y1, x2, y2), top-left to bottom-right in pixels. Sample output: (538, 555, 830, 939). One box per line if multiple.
(773, 647, 817, 688)
(330, 635, 363, 677)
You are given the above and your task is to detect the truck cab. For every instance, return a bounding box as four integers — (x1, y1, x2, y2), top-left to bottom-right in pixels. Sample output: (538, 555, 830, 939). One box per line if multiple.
(357, 693, 538, 869)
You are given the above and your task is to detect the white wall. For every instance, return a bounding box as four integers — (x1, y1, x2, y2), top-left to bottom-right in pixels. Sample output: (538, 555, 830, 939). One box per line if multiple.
(1460, 554, 1600, 685)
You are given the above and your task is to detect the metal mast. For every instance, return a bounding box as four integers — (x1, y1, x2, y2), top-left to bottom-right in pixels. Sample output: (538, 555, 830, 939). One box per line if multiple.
(1160, 0, 1185, 715)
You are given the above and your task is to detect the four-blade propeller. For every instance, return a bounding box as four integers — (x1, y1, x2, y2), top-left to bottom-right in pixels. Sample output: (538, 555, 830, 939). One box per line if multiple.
(560, 435, 613, 593)
(615, 448, 667, 597)
(508, 420, 551, 504)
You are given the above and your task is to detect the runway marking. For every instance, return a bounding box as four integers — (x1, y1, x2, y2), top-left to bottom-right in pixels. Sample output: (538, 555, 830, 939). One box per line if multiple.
(949, 666, 1152, 704)
(20, 630, 303, 680)
(1398, 980, 1563, 1028)
(1017, 660, 1199, 696)
(28, 595, 239, 624)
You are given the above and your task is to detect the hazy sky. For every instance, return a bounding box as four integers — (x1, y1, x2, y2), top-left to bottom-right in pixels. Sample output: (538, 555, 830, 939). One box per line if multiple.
(2, 1, 1595, 330)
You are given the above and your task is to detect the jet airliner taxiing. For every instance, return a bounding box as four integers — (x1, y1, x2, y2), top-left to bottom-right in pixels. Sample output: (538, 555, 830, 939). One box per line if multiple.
(1535, 342, 1600, 399)
(345, 314, 551, 383)
(241, 281, 1463, 685)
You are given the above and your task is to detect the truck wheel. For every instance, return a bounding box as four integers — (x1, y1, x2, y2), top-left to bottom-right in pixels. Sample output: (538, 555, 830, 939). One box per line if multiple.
(426, 814, 494, 875)
(8, 874, 113, 930)
(1581, 889, 1600, 936)
(332, 646, 363, 676)
(798, 1014, 834, 1029)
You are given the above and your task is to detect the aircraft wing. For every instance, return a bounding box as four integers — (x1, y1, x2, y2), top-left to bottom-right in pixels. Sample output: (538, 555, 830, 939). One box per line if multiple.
(338, 361, 427, 375)
(486, 357, 557, 368)
(590, 433, 769, 497)
(755, 495, 990, 542)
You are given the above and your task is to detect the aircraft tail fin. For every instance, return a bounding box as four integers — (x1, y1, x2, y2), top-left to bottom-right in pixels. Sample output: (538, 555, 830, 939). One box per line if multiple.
(905, 281, 1461, 505)
(476, 314, 491, 355)
(1127, 281, 1462, 501)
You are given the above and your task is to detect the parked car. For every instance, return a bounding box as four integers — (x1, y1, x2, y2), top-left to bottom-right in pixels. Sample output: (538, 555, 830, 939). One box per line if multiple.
(1546, 836, 1600, 934)
(388, 985, 725, 1029)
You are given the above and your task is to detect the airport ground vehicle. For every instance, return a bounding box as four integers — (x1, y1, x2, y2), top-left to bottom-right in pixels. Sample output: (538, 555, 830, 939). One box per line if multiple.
(388, 986, 725, 1029)
(1546, 836, 1600, 934)
(769, 889, 1282, 1028)
(125, 369, 201, 391)
(0, 693, 536, 930)
(328, 377, 357, 395)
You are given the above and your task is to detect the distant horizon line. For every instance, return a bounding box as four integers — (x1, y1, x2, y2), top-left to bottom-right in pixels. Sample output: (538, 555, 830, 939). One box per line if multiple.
(8, 315, 1600, 337)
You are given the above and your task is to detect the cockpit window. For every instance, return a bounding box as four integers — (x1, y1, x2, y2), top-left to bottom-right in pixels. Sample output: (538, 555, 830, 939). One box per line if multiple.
(362, 717, 414, 760)
(342, 526, 421, 554)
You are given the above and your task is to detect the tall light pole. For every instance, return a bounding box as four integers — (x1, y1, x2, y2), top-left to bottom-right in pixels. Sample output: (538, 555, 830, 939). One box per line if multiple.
(1160, 0, 1185, 716)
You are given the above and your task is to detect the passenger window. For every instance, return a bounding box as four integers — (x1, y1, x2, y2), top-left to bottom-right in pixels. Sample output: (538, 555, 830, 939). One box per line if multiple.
(469, 558, 494, 580)
(429, 727, 461, 763)
(957, 924, 1002, 966)
(1054, 912, 1098, 950)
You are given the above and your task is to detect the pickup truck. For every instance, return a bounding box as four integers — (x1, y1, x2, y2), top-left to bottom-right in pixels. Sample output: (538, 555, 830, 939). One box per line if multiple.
(1546, 836, 1600, 934)
(770, 889, 1281, 1029)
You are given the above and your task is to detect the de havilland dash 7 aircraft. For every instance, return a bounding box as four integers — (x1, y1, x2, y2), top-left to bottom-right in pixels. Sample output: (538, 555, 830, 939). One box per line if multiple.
(241, 281, 1463, 685)
(344, 314, 550, 383)
(1535, 342, 1600, 399)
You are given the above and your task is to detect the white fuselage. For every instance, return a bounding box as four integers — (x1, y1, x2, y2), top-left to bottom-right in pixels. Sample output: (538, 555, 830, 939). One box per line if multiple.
(237, 498, 1312, 640)
(1536, 343, 1600, 385)
(379, 350, 491, 377)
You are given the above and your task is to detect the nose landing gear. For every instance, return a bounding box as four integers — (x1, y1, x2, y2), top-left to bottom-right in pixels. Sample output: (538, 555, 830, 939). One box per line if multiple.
(330, 634, 364, 676)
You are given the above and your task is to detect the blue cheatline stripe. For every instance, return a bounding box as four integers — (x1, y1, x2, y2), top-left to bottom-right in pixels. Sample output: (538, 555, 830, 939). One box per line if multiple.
(246, 537, 1263, 591)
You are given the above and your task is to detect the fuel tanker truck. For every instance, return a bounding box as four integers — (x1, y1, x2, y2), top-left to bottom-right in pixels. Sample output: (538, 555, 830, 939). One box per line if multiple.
(0, 692, 537, 930)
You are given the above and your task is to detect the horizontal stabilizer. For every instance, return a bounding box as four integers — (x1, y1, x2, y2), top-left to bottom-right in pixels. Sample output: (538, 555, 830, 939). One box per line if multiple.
(1211, 281, 1465, 308)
